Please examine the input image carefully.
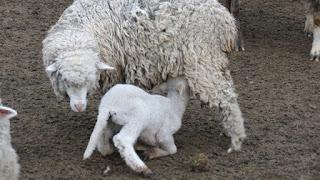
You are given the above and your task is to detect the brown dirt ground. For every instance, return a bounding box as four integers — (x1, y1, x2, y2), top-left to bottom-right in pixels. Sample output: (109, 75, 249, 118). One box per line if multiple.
(0, 0, 320, 179)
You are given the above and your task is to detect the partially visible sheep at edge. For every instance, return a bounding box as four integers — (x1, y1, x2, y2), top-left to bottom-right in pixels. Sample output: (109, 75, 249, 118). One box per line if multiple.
(304, 0, 320, 61)
(42, 0, 246, 152)
(0, 99, 20, 180)
(83, 77, 190, 177)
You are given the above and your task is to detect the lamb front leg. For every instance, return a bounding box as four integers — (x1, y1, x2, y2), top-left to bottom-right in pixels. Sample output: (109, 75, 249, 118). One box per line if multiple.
(310, 14, 320, 61)
(144, 135, 177, 160)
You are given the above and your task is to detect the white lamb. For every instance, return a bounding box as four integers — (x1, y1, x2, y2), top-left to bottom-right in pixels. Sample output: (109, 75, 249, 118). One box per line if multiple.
(0, 99, 20, 180)
(83, 77, 190, 177)
(43, 0, 246, 152)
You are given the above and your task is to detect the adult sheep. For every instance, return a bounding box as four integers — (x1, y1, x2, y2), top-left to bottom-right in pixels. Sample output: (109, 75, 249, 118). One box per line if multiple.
(43, 0, 246, 152)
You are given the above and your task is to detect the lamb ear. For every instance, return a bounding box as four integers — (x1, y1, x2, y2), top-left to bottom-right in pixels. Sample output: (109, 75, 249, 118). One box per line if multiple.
(46, 63, 58, 73)
(0, 105, 17, 119)
(96, 62, 115, 70)
(150, 83, 167, 95)
(176, 82, 185, 95)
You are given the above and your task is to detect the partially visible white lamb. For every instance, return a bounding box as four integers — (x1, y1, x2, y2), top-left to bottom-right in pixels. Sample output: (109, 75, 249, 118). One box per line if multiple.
(83, 77, 190, 177)
(0, 99, 19, 180)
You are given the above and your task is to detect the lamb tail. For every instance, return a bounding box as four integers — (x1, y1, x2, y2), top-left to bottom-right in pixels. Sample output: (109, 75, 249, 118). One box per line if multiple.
(83, 111, 110, 160)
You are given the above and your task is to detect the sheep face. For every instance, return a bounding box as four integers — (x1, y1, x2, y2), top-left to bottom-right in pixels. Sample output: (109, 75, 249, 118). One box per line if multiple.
(46, 55, 114, 112)
(0, 99, 17, 120)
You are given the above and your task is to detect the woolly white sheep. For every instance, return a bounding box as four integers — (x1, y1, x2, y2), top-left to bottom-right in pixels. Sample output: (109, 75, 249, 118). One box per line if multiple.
(83, 77, 190, 176)
(0, 99, 20, 180)
(304, 0, 320, 61)
(43, 0, 246, 152)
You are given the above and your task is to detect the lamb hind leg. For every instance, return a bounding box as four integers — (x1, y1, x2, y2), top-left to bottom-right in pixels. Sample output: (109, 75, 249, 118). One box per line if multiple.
(113, 124, 154, 177)
(144, 134, 177, 160)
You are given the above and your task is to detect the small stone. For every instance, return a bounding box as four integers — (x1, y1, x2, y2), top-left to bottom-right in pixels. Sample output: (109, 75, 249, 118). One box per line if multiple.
(103, 166, 111, 175)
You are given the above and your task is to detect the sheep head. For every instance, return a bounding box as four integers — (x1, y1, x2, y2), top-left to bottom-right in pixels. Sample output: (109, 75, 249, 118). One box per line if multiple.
(46, 52, 114, 112)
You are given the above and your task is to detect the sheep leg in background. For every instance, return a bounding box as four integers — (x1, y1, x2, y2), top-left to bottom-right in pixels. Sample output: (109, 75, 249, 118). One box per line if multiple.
(226, 0, 244, 51)
(113, 124, 154, 177)
(97, 126, 114, 156)
(144, 134, 177, 160)
(305, 13, 314, 37)
(311, 13, 320, 61)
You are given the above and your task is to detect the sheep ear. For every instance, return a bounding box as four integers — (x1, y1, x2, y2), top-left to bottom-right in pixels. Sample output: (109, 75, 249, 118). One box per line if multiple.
(97, 62, 115, 70)
(176, 82, 185, 95)
(46, 63, 57, 73)
(0, 105, 17, 119)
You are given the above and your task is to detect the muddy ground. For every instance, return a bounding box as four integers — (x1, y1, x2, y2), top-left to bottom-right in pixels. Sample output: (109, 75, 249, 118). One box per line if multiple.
(0, 0, 319, 179)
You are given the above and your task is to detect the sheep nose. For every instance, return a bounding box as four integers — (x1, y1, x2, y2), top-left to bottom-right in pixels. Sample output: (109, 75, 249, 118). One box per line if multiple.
(75, 103, 84, 112)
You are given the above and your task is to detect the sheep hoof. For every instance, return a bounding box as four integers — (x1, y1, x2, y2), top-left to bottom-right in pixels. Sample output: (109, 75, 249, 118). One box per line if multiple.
(235, 37, 245, 52)
(310, 54, 320, 61)
(305, 32, 312, 38)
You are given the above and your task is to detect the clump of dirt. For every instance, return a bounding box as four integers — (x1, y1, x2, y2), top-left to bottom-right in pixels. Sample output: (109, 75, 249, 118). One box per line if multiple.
(190, 153, 210, 172)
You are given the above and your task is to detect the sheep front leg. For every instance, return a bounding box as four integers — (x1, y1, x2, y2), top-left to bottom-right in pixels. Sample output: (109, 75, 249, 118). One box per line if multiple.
(113, 125, 154, 177)
(144, 134, 177, 160)
(220, 99, 246, 153)
(97, 126, 114, 156)
(310, 13, 320, 61)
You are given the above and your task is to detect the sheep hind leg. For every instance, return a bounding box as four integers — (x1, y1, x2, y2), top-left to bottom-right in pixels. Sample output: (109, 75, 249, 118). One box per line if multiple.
(97, 126, 114, 156)
(310, 14, 320, 61)
(144, 134, 177, 160)
(113, 124, 154, 177)
(219, 99, 246, 153)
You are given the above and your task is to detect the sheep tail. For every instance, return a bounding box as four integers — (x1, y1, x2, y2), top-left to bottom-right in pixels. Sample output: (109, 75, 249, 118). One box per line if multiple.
(83, 110, 111, 160)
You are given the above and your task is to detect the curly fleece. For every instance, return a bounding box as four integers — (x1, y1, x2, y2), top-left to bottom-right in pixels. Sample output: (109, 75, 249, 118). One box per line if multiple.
(43, 0, 246, 151)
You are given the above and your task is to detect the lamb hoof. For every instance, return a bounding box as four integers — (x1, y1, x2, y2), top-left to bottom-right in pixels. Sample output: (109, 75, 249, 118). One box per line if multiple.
(143, 169, 156, 178)
(143, 148, 156, 160)
(140, 151, 150, 161)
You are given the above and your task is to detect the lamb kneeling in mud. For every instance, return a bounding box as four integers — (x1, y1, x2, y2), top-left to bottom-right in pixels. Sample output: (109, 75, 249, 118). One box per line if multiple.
(83, 77, 190, 177)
